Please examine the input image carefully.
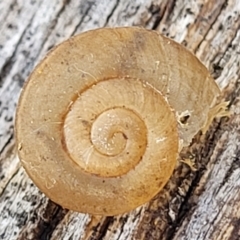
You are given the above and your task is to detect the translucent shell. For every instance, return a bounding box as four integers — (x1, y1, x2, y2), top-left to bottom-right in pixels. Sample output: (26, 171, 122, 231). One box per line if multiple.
(16, 27, 220, 215)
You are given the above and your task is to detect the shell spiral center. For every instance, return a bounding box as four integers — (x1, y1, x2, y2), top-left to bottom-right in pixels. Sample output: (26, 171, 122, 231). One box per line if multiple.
(63, 78, 149, 177)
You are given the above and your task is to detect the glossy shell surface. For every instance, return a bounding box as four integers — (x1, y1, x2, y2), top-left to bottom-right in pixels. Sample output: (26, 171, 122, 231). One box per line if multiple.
(16, 27, 220, 215)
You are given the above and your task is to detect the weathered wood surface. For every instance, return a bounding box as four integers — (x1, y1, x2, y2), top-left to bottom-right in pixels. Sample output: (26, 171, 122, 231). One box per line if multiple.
(0, 0, 239, 239)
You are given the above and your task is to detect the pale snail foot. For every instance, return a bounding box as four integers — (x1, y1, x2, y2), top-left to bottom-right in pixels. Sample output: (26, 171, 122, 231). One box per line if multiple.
(201, 101, 230, 134)
(16, 27, 221, 215)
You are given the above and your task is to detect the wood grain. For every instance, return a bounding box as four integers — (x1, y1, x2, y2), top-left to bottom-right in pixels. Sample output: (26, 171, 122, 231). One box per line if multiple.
(0, 0, 239, 239)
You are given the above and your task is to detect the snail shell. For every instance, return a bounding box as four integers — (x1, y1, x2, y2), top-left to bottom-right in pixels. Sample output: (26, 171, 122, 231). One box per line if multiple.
(16, 27, 220, 215)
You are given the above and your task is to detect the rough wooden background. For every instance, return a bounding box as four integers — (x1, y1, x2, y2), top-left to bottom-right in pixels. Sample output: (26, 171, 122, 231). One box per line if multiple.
(0, 0, 239, 239)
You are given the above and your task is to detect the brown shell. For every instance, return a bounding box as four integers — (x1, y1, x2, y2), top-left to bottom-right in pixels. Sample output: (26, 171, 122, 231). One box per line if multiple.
(15, 27, 220, 216)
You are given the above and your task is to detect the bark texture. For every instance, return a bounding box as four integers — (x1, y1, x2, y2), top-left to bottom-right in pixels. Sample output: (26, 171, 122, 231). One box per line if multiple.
(0, 0, 239, 239)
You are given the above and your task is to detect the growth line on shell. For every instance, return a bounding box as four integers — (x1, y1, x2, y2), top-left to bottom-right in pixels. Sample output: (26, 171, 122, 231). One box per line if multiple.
(32, 121, 63, 133)
(73, 64, 98, 81)
(82, 145, 94, 166)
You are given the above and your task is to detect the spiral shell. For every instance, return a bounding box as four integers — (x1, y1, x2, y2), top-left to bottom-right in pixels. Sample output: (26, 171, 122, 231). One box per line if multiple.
(16, 27, 220, 215)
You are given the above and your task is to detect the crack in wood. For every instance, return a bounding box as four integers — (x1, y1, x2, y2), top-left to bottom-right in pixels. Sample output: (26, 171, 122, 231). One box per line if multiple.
(193, 0, 228, 53)
(0, 0, 240, 239)
(105, 0, 120, 26)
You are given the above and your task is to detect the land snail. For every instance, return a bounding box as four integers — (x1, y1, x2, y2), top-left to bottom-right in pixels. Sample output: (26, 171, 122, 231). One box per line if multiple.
(16, 27, 226, 216)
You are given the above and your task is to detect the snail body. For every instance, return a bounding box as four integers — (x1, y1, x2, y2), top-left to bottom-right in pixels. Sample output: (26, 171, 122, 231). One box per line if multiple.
(16, 27, 221, 215)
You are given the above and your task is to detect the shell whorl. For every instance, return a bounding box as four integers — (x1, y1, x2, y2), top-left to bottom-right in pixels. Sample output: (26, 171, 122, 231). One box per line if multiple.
(16, 27, 220, 215)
